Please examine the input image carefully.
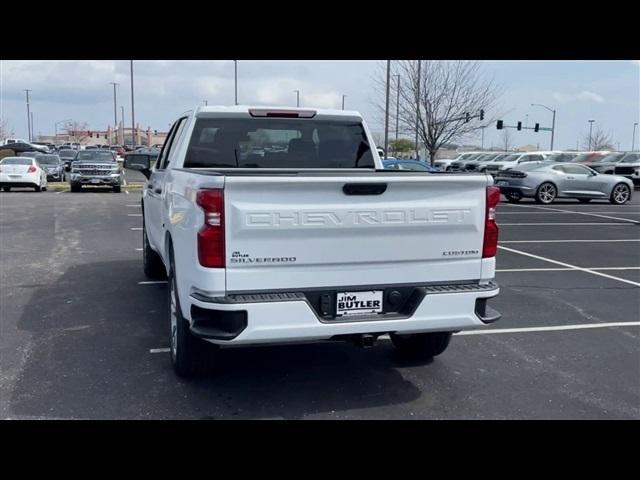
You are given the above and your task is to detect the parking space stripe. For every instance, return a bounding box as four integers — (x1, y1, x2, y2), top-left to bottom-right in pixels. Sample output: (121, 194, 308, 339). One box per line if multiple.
(497, 267, 640, 272)
(150, 348, 170, 353)
(457, 322, 640, 335)
(126, 204, 139, 207)
(500, 239, 640, 243)
(498, 245, 640, 287)
(138, 281, 167, 284)
(128, 214, 142, 216)
(130, 227, 142, 230)
(500, 222, 632, 226)
(503, 203, 640, 225)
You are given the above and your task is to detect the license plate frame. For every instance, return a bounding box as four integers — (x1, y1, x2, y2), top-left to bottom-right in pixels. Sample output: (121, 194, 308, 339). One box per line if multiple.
(90, 178, 101, 184)
(336, 290, 383, 317)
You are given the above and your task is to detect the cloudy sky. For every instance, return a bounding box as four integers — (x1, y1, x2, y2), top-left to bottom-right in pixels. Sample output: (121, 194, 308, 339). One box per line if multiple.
(1, 60, 638, 150)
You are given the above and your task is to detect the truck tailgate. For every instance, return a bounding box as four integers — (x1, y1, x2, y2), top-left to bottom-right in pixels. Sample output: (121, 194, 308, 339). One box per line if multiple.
(223, 173, 489, 292)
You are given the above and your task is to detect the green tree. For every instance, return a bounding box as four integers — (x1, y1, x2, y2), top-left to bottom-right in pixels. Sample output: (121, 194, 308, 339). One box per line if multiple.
(389, 138, 415, 154)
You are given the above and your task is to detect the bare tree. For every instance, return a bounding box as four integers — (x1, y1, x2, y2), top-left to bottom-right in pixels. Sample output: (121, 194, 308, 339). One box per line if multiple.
(581, 127, 614, 150)
(501, 129, 513, 151)
(0, 118, 13, 142)
(373, 60, 502, 164)
(62, 120, 90, 144)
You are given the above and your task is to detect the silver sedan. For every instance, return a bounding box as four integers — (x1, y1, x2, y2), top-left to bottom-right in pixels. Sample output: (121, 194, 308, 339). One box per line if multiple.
(494, 161, 633, 205)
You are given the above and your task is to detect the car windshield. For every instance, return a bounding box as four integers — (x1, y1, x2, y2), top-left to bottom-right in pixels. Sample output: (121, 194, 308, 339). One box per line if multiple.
(492, 153, 510, 162)
(547, 153, 578, 162)
(386, 162, 432, 171)
(514, 162, 549, 172)
(592, 153, 624, 163)
(1, 157, 32, 165)
(74, 151, 115, 162)
(185, 118, 375, 168)
(500, 154, 521, 163)
(619, 153, 640, 163)
(35, 155, 60, 164)
(58, 150, 77, 159)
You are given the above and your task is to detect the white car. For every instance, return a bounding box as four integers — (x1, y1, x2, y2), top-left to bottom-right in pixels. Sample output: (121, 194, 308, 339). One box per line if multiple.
(126, 106, 501, 377)
(483, 151, 557, 175)
(0, 156, 48, 192)
(434, 151, 485, 171)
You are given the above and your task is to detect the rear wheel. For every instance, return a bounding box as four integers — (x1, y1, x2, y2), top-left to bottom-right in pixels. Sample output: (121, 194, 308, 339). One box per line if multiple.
(70, 183, 81, 192)
(610, 183, 631, 205)
(535, 182, 557, 204)
(168, 247, 214, 377)
(113, 185, 121, 193)
(2, 187, 9, 192)
(34, 185, 41, 192)
(390, 332, 453, 360)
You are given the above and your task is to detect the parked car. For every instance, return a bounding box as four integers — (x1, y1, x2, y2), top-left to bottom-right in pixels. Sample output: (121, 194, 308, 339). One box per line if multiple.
(546, 152, 581, 163)
(0, 141, 48, 155)
(69, 150, 122, 192)
(483, 152, 553, 175)
(464, 153, 509, 172)
(58, 149, 78, 171)
(437, 152, 483, 172)
(495, 161, 633, 204)
(570, 151, 611, 164)
(3, 138, 30, 145)
(382, 159, 438, 171)
(109, 145, 126, 157)
(35, 154, 65, 181)
(0, 156, 48, 192)
(125, 105, 501, 377)
(589, 152, 631, 174)
(613, 153, 640, 185)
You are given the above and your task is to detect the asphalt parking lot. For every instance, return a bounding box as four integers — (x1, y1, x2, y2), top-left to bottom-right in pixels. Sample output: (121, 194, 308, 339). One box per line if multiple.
(1, 185, 638, 419)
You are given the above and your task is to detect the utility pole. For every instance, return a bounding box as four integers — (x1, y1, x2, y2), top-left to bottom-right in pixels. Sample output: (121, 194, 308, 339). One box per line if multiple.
(588, 119, 595, 150)
(384, 60, 390, 160)
(30, 112, 34, 141)
(481, 126, 485, 150)
(109, 82, 119, 145)
(415, 60, 421, 160)
(633, 122, 638, 151)
(531, 103, 556, 150)
(294, 90, 300, 107)
(342, 95, 347, 110)
(121, 106, 125, 146)
(24, 89, 32, 142)
(130, 61, 135, 148)
(395, 74, 400, 152)
(234, 60, 238, 105)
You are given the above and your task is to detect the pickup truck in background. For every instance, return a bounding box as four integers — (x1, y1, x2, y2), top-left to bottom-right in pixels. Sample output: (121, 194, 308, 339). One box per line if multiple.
(126, 106, 501, 377)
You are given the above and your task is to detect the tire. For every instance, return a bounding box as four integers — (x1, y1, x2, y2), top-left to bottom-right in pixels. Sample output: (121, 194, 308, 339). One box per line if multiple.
(70, 183, 81, 192)
(390, 332, 453, 360)
(2, 187, 9, 192)
(34, 185, 41, 192)
(143, 215, 167, 280)
(505, 191, 522, 203)
(168, 247, 213, 377)
(535, 182, 557, 204)
(113, 185, 121, 193)
(578, 198, 591, 204)
(610, 183, 631, 205)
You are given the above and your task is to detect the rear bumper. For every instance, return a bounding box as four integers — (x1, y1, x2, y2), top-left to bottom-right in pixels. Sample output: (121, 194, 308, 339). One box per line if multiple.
(497, 185, 535, 197)
(186, 282, 501, 345)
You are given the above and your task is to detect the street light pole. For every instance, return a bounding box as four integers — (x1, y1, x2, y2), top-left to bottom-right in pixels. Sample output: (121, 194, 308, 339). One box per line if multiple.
(342, 95, 346, 110)
(31, 112, 34, 141)
(633, 122, 638, 151)
(395, 74, 400, 153)
(234, 60, 238, 105)
(384, 60, 391, 160)
(109, 82, 119, 145)
(121, 106, 125, 147)
(294, 90, 300, 107)
(481, 126, 485, 150)
(531, 103, 556, 150)
(130, 60, 135, 148)
(415, 60, 421, 160)
(588, 119, 595, 150)
(24, 89, 32, 142)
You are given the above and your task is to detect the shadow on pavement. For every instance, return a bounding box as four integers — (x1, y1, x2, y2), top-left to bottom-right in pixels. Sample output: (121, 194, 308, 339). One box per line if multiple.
(11, 259, 422, 419)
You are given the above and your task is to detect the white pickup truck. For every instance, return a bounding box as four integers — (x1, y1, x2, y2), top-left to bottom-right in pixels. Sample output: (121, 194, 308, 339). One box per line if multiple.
(125, 106, 501, 377)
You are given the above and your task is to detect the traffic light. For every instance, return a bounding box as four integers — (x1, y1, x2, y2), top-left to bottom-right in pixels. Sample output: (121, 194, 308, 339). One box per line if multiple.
(534, 123, 540, 132)
(496, 120, 503, 130)
(479, 109, 485, 121)
(517, 121, 522, 131)
(465, 112, 470, 123)
(154, 130, 158, 135)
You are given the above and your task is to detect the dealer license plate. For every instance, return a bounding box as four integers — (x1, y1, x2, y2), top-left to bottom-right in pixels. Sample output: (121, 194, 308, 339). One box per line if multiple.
(336, 290, 383, 317)
(90, 178, 101, 184)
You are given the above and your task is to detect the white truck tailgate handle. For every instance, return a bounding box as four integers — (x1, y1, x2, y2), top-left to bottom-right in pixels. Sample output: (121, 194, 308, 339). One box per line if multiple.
(342, 183, 387, 195)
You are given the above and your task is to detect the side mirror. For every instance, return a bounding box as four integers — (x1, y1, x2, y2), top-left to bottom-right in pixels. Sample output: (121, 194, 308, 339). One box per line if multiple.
(124, 154, 152, 178)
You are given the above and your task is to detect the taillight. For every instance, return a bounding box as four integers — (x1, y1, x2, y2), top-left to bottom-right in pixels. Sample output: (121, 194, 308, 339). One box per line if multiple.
(482, 186, 500, 258)
(27, 165, 37, 173)
(196, 189, 225, 268)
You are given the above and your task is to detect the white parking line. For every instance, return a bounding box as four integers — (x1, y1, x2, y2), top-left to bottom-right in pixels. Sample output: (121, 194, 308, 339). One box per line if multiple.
(125, 190, 130, 195)
(130, 227, 142, 231)
(150, 348, 170, 354)
(503, 203, 640, 225)
(135, 248, 143, 251)
(128, 214, 142, 217)
(498, 245, 640, 287)
(138, 281, 167, 285)
(500, 222, 632, 226)
(500, 239, 640, 243)
(126, 204, 139, 207)
(456, 322, 640, 335)
(496, 267, 640, 272)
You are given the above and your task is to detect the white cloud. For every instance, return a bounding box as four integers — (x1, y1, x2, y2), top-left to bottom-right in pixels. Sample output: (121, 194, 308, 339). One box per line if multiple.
(552, 90, 605, 103)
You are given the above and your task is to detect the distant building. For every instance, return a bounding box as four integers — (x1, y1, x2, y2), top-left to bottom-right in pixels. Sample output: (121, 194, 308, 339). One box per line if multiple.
(517, 144, 539, 152)
(39, 125, 169, 147)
